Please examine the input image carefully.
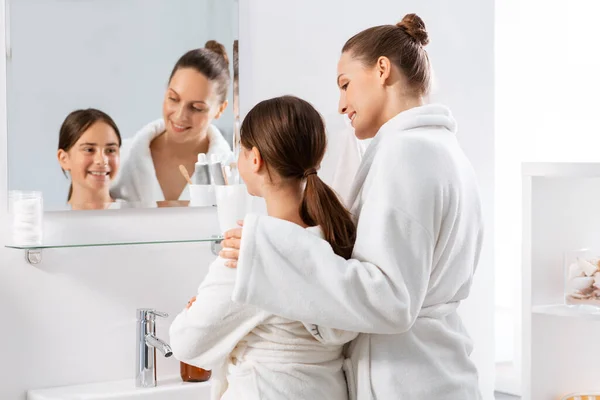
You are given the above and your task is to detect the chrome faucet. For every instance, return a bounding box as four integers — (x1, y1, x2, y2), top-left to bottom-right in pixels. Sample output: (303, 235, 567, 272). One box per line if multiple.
(136, 308, 173, 388)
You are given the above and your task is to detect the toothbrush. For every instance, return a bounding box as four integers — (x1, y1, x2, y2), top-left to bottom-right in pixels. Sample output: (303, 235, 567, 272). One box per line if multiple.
(222, 165, 232, 185)
(178, 165, 193, 185)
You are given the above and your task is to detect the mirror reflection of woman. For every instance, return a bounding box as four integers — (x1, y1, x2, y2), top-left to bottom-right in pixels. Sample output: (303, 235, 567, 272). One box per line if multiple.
(57, 108, 123, 210)
(111, 41, 233, 206)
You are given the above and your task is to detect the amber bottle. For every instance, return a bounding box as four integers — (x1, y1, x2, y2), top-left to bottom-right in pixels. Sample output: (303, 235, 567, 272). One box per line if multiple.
(180, 362, 211, 382)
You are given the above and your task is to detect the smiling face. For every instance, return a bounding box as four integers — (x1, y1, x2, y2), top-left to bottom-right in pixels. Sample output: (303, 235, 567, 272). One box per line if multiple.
(162, 67, 227, 144)
(57, 121, 120, 197)
(336, 51, 390, 140)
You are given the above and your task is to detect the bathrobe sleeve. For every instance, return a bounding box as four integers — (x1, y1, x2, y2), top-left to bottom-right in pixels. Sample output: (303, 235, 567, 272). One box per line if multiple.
(232, 207, 433, 335)
(169, 257, 271, 369)
(232, 139, 440, 335)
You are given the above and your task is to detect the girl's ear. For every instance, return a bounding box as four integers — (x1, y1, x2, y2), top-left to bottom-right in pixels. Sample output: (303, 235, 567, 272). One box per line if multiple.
(250, 146, 263, 173)
(58, 149, 70, 171)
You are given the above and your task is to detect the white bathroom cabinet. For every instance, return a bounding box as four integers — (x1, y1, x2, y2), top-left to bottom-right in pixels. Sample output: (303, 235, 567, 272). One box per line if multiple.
(522, 162, 600, 399)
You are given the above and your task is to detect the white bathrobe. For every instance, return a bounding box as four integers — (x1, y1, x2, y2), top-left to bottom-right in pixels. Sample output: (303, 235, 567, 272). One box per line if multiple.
(232, 104, 485, 400)
(110, 119, 233, 205)
(169, 227, 358, 400)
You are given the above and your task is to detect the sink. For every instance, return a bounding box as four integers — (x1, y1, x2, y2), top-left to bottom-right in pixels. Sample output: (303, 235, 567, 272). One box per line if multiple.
(27, 376, 211, 400)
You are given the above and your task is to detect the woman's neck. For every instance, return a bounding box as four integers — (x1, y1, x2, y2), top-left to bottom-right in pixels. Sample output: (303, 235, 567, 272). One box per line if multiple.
(380, 94, 424, 127)
(262, 183, 309, 228)
(69, 186, 113, 210)
(153, 129, 210, 160)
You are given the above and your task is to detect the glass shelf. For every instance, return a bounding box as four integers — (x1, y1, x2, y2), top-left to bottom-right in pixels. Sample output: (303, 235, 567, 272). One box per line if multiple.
(532, 304, 600, 321)
(5, 236, 223, 250)
(5, 236, 224, 265)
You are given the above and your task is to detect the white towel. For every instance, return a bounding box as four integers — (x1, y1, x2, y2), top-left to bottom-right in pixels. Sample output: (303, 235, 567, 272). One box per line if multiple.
(110, 119, 233, 205)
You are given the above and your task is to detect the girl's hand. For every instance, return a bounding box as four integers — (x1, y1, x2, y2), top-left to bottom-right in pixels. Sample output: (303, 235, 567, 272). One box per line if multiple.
(186, 296, 196, 309)
(219, 220, 244, 268)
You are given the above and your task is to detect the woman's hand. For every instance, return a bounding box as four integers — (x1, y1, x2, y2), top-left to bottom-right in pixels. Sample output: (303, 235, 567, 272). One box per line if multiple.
(186, 296, 196, 309)
(219, 220, 244, 268)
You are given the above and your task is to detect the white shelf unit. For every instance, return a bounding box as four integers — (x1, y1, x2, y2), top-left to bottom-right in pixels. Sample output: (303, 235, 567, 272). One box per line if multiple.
(522, 162, 600, 399)
(531, 304, 600, 321)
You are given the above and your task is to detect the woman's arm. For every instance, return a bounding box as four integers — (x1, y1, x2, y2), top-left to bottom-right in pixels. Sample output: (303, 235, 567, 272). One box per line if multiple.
(230, 195, 435, 335)
(169, 258, 270, 369)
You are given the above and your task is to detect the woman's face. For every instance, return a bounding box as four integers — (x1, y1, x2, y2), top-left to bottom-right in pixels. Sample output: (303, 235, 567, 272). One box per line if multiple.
(337, 51, 387, 140)
(163, 67, 227, 144)
(58, 121, 120, 194)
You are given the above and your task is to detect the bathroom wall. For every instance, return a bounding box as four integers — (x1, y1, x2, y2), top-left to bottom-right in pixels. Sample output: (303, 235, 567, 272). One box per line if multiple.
(0, 0, 494, 399)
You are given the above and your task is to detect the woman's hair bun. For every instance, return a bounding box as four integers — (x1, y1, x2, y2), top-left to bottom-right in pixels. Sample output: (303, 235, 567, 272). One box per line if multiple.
(396, 13, 429, 46)
(205, 40, 229, 66)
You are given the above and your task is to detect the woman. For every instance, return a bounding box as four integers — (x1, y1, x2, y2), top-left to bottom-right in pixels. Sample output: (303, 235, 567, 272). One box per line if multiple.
(220, 14, 484, 399)
(111, 40, 233, 205)
(169, 96, 358, 400)
(57, 108, 123, 210)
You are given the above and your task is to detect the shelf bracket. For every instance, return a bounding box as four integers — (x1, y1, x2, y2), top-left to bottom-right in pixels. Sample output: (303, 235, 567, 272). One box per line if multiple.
(25, 249, 42, 265)
(210, 236, 223, 256)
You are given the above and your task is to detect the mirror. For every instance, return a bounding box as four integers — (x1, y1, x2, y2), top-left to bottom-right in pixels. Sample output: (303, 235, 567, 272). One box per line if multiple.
(6, 0, 239, 211)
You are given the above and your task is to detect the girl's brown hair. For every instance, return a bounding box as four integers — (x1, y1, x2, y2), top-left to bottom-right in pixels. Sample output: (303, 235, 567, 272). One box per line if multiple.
(58, 108, 121, 201)
(240, 96, 356, 259)
(169, 40, 230, 103)
(342, 13, 431, 96)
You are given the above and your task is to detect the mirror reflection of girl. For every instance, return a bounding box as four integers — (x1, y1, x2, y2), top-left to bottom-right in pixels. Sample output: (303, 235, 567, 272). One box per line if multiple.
(57, 108, 122, 210)
(169, 96, 359, 400)
(111, 41, 233, 206)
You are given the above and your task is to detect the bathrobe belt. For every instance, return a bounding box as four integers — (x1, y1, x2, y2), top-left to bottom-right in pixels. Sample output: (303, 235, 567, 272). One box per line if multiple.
(230, 342, 343, 366)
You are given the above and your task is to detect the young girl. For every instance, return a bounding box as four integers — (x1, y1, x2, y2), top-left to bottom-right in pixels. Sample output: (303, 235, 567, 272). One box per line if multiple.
(221, 14, 484, 399)
(111, 40, 233, 205)
(57, 108, 122, 210)
(169, 96, 358, 400)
